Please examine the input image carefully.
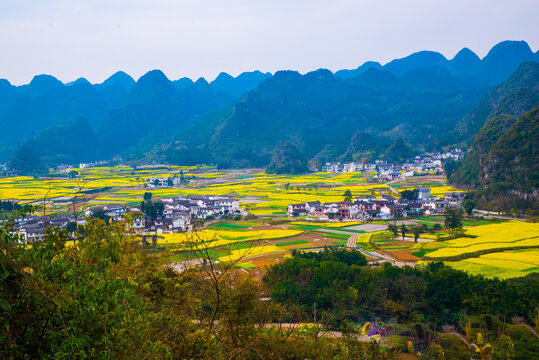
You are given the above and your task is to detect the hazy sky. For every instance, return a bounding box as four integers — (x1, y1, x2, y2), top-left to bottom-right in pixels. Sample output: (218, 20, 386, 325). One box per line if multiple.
(1, 0, 537, 85)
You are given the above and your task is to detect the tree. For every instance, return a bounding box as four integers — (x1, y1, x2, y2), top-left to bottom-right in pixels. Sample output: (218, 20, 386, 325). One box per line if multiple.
(284, 183, 290, 190)
(69, 175, 87, 241)
(400, 224, 407, 240)
(66, 221, 77, 233)
(141, 200, 164, 220)
(91, 209, 110, 222)
(463, 199, 476, 215)
(387, 223, 398, 239)
(343, 189, 353, 202)
(179, 169, 185, 184)
(143, 192, 153, 202)
(167, 177, 173, 187)
(400, 189, 418, 201)
(413, 227, 421, 243)
(153, 200, 164, 218)
(444, 207, 464, 239)
(68, 170, 79, 179)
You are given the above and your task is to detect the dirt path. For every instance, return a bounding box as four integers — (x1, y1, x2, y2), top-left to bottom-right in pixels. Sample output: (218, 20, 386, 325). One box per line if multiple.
(385, 180, 400, 194)
(346, 234, 359, 247)
(167, 258, 206, 272)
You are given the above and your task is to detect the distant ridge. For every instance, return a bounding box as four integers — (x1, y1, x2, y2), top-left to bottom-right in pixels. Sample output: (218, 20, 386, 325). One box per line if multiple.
(95, 69, 234, 156)
(173, 77, 195, 88)
(210, 71, 272, 98)
(95, 71, 135, 92)
(66, 78, 92, 87)
(474, 40, 536, 84)
(449, 48, 481, 75)
(384, 50, 449, 76)
(334, 61, 382, 79)
(21, 74, 64, 97)
(334, 40, 537, 86)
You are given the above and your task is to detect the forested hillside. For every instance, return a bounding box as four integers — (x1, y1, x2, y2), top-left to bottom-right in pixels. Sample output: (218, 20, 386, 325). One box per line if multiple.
(0, 71, 268, 167)
(12, 117, 103, 169)
(198, 67, 484, 168)
(449, 107, 538, 214)
(454, 62, 539, 141)
(447, 62, 539, 214)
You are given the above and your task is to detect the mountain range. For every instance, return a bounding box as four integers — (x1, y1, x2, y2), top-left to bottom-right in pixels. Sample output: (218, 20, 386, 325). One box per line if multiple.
(336, 40, 537, 82)
(2, 40, 538, 173)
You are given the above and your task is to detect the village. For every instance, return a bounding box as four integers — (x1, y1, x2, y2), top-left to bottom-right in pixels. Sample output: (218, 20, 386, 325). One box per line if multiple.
(15, 186, 466, 243)
(7, 149, 469, 244)
(15, 194, 240, 243)
(10, 151, 467, 244)
(319, 149, 463, 180)
(287, 188, 465, 220)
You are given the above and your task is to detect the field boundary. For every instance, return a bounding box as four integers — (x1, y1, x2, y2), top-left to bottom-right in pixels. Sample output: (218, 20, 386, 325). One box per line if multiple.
(369, 234, 400, 261)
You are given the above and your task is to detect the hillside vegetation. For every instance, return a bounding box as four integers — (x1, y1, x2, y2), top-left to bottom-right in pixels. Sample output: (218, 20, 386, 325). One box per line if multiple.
(2, 217, 538, 359)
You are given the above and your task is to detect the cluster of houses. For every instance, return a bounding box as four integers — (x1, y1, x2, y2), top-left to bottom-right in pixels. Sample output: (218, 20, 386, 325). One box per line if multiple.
(145, 176, 180, 187)
(12, 213, 86, 243)
(13, 195, 240, 243)
(320, 150, 463, 180)
(287, 188, 466, 220)
(77, 160, 110, 169)
(83, 195, 240, 234)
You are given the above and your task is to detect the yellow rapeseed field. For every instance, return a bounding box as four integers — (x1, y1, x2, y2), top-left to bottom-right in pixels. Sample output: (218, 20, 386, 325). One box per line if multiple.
(447, 249, 539, 279)
(248, 209, 286, 215)
(428, 186, 457, 197)
(356, 233, 374, 243)
(0, 166, 462, 217)
(427, 221, 539, 258)
(218, 245, 283, 262)
(152, 229, 302, 246)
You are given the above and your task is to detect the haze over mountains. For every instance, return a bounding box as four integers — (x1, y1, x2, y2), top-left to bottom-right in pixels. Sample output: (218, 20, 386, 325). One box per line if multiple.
(2, 40, 538, 173)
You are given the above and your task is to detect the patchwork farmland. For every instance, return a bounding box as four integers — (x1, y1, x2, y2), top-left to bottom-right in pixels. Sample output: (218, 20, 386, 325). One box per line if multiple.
(2, 165, 537, 279)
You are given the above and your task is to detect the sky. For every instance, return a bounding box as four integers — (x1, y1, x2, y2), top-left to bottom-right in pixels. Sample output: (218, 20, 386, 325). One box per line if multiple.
(0, 0, 537, 85)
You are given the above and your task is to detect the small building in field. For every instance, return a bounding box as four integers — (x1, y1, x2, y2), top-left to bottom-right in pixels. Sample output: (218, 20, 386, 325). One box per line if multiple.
(445, 192, 465, 206)
(287, 203, 307, 216)
(417, 188, 431, 200)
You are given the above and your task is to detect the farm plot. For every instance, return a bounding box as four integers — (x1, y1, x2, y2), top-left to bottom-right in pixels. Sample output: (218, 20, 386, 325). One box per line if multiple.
(149, 229, 303, 247)
(446, 249, 539, 279)
(218, 244, 283, 262)
(426, 221, 539, 259)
